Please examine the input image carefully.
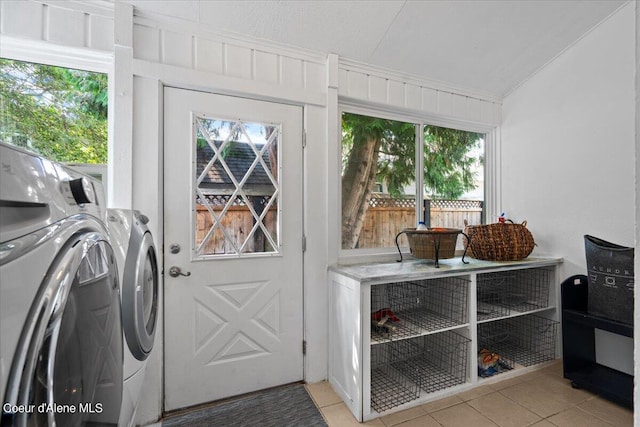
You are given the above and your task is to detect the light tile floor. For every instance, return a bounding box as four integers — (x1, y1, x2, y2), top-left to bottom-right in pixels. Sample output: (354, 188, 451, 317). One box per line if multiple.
(305, 361, 634, 427)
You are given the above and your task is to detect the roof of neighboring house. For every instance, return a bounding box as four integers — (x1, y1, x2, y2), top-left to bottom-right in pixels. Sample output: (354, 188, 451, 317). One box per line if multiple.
(196, 141, 275, 194)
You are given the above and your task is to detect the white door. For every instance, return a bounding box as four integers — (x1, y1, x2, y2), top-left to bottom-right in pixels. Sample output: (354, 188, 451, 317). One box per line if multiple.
(163, 87, 304, 411)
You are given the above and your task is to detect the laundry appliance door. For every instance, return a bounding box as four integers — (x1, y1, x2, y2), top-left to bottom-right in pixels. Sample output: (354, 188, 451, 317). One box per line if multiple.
(121, 212, 159, 361)
(2, 231, 123, 426)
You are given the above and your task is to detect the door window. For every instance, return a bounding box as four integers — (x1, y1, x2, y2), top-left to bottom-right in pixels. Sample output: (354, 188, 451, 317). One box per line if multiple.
(194, 116, 280, 257)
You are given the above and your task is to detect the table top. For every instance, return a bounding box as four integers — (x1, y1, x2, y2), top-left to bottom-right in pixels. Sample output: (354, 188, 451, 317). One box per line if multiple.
(329, 256, 563, 285)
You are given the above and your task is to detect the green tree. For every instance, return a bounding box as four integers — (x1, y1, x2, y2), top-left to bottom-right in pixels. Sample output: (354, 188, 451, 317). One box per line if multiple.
(341, 112, 482, 249)
(341, 114, 415, 248)
(422, 126, 483, 199)
(0, 58, 108, 163)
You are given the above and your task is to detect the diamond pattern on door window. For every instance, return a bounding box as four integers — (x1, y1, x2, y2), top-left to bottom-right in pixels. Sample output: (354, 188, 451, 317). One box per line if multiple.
(194, 116, 280, 257)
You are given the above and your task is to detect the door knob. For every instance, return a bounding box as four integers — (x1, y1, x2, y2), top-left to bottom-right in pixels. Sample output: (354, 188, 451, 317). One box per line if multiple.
(168, 266, 191, 277)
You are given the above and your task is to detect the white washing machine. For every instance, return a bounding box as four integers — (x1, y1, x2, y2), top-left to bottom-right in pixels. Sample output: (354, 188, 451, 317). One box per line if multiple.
(106, 209, 158, 427)
(0, 143, 123, 425)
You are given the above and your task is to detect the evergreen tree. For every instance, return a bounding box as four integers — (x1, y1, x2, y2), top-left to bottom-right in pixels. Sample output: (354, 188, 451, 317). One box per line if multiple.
(0, 58, 108, 163)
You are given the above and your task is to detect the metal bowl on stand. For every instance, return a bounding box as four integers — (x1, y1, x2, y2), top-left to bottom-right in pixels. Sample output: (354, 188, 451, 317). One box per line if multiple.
(395, 227, 470, 267)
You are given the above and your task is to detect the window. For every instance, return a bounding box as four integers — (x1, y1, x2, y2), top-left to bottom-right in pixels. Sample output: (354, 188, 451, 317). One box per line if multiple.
(420, 125, 484, 229)
(0, 58, 108, 174)
(341, 111, 484, 251)
(341, 112, 415, 250)
(194, 117, 280, 256)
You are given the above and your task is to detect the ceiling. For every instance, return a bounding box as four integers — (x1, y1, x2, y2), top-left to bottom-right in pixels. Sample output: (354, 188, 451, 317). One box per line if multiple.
(129, 0, 628, 98)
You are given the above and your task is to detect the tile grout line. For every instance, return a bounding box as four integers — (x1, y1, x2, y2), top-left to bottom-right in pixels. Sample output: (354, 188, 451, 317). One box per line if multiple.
(571, 403, 620, 427)
(306, 363, 632, 427)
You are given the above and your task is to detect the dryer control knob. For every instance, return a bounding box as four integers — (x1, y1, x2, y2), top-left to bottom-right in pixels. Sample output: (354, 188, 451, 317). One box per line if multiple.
(62, 177, 95, 205)
(136, 212, 150, 224)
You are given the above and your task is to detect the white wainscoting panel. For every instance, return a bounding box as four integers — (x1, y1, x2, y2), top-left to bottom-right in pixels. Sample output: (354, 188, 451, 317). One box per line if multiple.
(224, 43, 252, 80)
(47, 6, 85, 47)
(405, 83, 422, 111)
(162, 29, 192, 69)
(280, 56, 304, 89)
(133, 24, 161, 62)
(437, 90, 453, 116)
(90, 14, 115, 51)
(254, 50, 279, 85)
(422, 87, 439, 113)
(1, 1, 44, 40)
(368, 75, 386, 104)
(132, 20, 328, 103)
(304, 61, 326, 94)
(338, 64, 501, 127)
(388, 80, 405, 107)
(194, 37, 223, 74)
(0, 0, 114, 52)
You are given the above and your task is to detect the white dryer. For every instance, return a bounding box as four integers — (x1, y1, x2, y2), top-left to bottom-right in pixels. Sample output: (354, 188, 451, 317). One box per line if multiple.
(106, 209, 158, 427)
(0, 143, 123, 425)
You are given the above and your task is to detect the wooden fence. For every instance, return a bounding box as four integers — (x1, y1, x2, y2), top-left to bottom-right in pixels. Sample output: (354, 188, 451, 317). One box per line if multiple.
(196, 204, 276, 255)
(357, 197, 483, 248)
(195, 196, 483, 252)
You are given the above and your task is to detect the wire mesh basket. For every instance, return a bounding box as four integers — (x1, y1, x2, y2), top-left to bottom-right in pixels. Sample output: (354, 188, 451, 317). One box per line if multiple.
(477, 314, 558, 374)
(370, 341, 420, 413)
(476, 268, 552, 321)
(476, 274, 511, 320)
(391, 331, 470, 394)
(371, 277, 469, 343)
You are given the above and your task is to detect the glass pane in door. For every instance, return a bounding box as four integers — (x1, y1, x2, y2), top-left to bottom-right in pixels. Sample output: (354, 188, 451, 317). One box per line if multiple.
(194, 116, 280, 257)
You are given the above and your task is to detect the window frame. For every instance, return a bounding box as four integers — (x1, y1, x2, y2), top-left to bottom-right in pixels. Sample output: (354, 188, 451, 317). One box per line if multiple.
(191, 113, 283, 259)
(1, 36, 114, 193)
(338, 102, 493, 262)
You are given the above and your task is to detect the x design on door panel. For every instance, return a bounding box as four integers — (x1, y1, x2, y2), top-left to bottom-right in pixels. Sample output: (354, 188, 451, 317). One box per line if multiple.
(163, 87, 303, 411)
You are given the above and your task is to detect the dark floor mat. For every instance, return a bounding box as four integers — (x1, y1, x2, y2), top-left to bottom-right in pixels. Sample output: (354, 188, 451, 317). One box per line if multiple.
(163, 384, 328, 427)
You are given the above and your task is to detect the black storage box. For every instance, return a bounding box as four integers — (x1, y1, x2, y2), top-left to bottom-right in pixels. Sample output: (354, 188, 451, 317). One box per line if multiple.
(584, 235, 634, 325)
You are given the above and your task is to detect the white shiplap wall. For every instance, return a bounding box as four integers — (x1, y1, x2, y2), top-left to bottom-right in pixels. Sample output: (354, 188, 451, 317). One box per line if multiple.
(338, 59, 502, 129)
(131, 16, 327, 106)
(129, 15, 504, 130)
(0, 0, 114, 52)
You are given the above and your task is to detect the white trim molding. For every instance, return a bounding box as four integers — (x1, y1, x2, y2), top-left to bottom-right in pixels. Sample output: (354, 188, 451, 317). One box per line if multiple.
(484, 127, 502, 224)
(0, 35, 112, 72)
(338, 58, 502, 130)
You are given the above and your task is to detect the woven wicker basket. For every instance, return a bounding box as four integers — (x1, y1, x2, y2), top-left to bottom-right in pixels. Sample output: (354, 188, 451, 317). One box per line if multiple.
(463, 220, 535, 261)
(395, 227, 470, 267)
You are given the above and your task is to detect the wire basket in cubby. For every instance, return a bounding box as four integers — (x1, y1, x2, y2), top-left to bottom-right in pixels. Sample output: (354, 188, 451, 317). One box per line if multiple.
(391, 331, 470, 394)
(477, 273, 511, 320)
(476, 268, 552, 321)
(370, 341, 420, 413)
(477, 314, 558, 372)
(371, 277, 469, 343)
